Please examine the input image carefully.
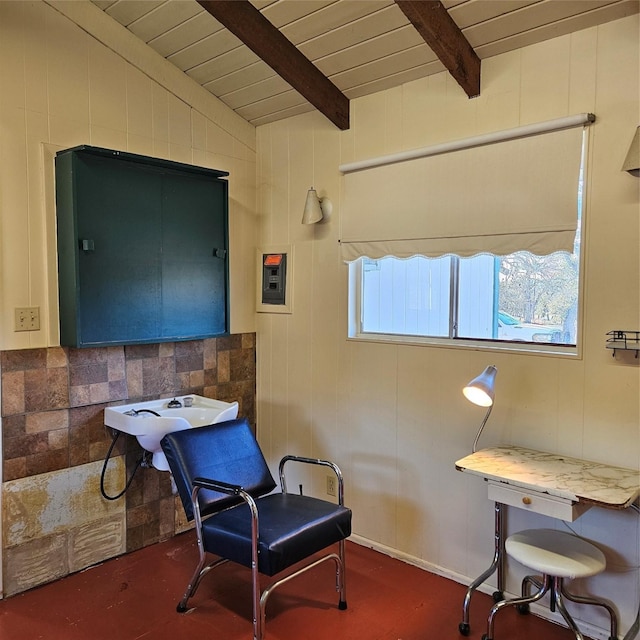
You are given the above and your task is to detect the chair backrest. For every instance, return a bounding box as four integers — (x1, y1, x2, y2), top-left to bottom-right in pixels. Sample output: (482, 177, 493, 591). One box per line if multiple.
(161, 418, 277, 521)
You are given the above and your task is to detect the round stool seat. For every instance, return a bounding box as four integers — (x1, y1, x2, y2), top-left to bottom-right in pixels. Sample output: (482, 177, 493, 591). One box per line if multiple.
(506, 528, 606, 579)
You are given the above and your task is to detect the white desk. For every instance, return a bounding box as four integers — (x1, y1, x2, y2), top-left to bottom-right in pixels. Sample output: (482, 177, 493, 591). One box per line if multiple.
(454, 446, 640, 636)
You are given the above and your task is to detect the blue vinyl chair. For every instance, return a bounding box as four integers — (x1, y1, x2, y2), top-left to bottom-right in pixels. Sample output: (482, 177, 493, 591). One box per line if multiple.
(161, 418, 351, 640)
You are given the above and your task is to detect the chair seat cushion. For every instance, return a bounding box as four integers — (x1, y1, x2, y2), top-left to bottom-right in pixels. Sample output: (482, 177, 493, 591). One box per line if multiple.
(201, 493, 352, 576)
(506, 528, 606, 579)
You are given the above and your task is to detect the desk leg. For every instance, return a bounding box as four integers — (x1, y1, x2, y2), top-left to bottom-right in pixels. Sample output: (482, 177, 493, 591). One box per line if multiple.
(458, 501, 505, 636)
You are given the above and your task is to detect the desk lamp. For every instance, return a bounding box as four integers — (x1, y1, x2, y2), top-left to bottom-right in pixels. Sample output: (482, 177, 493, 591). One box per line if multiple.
(463, 365, 497, 453)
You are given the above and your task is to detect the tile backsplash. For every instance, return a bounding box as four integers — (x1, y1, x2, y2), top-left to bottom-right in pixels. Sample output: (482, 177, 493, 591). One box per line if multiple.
(1, 334, 256, 596)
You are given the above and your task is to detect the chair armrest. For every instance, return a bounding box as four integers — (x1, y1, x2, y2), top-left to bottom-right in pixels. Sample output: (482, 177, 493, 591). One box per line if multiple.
(190, 476, 260, 578)
(190, 477, 259, 536)
(278, 456, 345, 505)
(193, 476, 243, 496)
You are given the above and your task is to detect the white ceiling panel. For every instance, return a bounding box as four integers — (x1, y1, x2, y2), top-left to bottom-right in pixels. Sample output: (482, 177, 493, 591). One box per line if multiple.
(103, 0, 164, 26)
(126, 1, 204, 42)
(167, 27, 242, 71)
(147, 12, 221, 57)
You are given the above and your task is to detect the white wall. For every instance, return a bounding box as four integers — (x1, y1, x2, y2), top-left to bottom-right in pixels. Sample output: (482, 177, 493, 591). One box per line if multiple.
(0, 0, 257, 600)
(256, 15, 639, 638)
(0, 0, 258, 351)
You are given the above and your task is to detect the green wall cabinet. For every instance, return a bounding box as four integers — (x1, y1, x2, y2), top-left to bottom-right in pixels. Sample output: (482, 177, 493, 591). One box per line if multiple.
(55, 146, 229, 347)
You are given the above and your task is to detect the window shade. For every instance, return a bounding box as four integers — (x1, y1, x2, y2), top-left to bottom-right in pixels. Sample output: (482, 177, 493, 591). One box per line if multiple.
(339, 125, 586, 262)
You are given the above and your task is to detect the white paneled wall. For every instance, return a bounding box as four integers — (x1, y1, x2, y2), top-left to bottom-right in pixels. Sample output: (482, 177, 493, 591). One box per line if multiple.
(0, 0, 257, 351)
(256, 15, 639, 638)
(0, 1, 257, 601)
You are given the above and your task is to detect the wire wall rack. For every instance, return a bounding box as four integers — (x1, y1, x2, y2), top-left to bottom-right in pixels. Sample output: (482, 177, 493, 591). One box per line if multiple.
(606, 330, 640, 357)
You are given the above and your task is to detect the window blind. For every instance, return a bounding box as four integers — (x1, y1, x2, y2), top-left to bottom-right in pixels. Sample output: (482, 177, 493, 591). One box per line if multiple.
(339, 122, 588, 262)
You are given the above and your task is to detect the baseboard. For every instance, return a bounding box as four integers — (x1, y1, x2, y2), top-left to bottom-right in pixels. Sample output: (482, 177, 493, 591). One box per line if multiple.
(349, 534, 612, 640)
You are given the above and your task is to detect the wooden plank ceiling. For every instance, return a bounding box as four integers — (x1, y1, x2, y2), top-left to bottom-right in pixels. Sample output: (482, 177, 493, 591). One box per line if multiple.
(90, 0, 638, 129)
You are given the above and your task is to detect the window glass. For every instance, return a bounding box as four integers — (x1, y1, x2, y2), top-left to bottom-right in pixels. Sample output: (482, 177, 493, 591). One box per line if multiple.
(354, 247, 579, 347)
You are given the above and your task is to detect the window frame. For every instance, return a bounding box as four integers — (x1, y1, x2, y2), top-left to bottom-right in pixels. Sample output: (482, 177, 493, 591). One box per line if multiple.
(347, 252, 584, 358)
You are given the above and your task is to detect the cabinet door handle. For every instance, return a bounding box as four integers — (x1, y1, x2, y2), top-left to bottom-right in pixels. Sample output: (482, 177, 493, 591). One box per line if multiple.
(80, 239, 95, 252)
(522, 496, 532, 505)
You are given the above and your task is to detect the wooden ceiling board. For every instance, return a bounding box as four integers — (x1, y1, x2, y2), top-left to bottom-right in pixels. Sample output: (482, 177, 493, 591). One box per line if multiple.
(251, 102, 316, 127)
(474, 0, 640, 59)
(203, 61, 277, 97)
(329, 43, 439, 89)
(441, 0, 472, 9)
(259, 0, 342, 29)
(449, 0, 543, 30)
(147, 11, 223, 57)
(104, 0, 165, 27)
(92, 0, 117, 9)
(296, 6, 413, 61)
(343, 58, 445, 98)
(189, 47, 264, 86)
(310, 26, 424, 76)
(275, 0, 394, 44)
(126, 1, 204, 43)
(463, 0, 623, 47)
(222, 75, 294, 110)
(167, 27, 242, 71)
(236, 88, 310, 121)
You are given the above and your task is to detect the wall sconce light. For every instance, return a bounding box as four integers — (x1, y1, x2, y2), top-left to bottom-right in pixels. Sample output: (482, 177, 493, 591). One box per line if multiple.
(463, 365, 497, 453)
(622, 126, 639, 177)
(302, 187, 332, 224)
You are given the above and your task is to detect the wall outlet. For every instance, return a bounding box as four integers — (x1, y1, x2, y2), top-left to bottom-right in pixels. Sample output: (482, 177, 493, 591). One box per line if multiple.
(326, 475, 337, 497)
(15, 307, 40, 332)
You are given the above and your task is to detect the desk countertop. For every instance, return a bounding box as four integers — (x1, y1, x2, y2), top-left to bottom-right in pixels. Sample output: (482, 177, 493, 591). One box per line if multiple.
(456, 446, 640, 509)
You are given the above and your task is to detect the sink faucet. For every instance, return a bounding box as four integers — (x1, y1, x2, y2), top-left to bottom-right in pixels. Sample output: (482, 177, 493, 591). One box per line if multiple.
(168, 398, 182, 408)
(123, 409, 161, 417)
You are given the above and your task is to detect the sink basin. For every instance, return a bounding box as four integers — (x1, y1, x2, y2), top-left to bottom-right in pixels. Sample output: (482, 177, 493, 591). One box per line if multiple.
(104, 395, 239, 470)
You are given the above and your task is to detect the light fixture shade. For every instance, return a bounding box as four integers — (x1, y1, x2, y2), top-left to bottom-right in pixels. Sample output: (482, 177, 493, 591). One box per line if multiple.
(463, 365, 497, 408)
(302, 188, 324, 224)
(622, 126, 640, 176)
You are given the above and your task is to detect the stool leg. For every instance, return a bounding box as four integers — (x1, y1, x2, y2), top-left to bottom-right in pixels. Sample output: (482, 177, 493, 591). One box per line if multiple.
(560, 580, 619, 640)
(481, 575, 552, 640)
(518, 575, 543, 613)
(553, 578, 585, 640)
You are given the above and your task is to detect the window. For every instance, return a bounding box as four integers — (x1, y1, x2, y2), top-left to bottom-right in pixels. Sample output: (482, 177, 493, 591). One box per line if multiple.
(343, 117, 590, 352)
(351, 247, 579, 347)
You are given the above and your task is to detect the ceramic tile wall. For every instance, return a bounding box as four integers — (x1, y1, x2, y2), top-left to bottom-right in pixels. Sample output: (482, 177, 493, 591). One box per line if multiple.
(1, 334, 256, 595)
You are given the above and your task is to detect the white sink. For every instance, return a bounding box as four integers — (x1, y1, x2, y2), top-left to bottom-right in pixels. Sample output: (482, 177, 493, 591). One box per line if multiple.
(104, 395, 239, 471)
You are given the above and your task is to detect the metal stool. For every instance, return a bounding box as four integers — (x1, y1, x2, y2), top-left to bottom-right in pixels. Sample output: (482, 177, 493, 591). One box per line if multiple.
(482, 528, 618, 640)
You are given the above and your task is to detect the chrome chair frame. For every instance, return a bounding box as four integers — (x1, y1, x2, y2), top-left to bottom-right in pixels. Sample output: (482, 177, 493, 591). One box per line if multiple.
(169, 437, 349, 640)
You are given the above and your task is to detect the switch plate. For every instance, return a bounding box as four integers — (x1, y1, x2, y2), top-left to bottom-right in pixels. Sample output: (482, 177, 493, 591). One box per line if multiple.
(15, 307, 40, 332)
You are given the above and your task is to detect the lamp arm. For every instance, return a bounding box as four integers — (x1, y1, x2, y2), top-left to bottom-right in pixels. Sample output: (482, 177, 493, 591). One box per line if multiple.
(472, 404, 493, 453)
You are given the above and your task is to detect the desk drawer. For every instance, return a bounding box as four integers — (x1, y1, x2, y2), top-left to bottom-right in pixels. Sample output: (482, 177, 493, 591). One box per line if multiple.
(487, 481, 591, 522)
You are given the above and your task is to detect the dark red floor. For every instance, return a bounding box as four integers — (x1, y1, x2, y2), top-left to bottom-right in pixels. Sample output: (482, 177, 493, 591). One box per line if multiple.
(0, 533, 584, 639)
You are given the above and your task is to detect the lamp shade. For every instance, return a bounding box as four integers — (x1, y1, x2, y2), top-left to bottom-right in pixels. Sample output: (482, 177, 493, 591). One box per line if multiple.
(302, 188, 324, 224)
(622, 126, 640, 176)
(463, 365, 497, 407)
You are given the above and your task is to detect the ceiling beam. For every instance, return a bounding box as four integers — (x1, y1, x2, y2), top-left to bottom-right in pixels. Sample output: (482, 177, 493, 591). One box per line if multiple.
(394, 0, 480, 98)
(197, 0, 350, 130)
